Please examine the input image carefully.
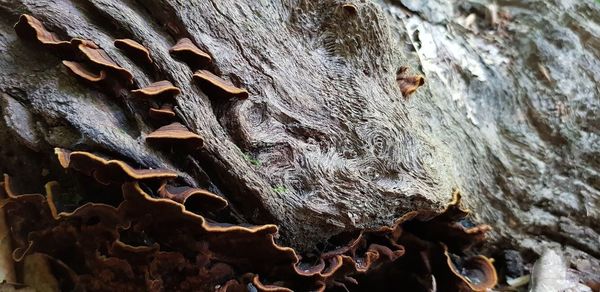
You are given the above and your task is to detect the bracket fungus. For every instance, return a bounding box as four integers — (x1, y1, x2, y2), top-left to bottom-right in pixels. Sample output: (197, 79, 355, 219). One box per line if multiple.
(114, 39, 153, 65)
(157, 183, 228, 213)
(145, 122, 204, 149)
(54, 148, 177, 185)
(131, 80, 181, 100)
(193, 70, 249, 100)
(13, 14, 71, 54)
(169, 38, 212, 70)
(2, 163, 498, 291)
(76, 40, 134, 85)
(62, 61, 107, 85)
(441, 247, 498, 291)
(396, 66, 425, 98)
(149, 103, 177, 120)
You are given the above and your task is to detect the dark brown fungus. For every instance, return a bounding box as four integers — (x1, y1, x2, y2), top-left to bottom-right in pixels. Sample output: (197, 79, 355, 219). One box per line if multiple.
(145, 122, 204, 149)
(131, 80, 181, 100)
(396, 66, 425, 98)
(13, 14, 71, 53)
(169, 38, 212, 69)
(114, 39, 152, 64)
(341, 3, 358, 15)
(54, 148, 177, 185)
(403, 190, 492, 252)
(76, 41, 134, 84)
(193, 70, 249, 99)
(149, 103, 176, 120)
(251, 275, 293, 292)
(62, 60, 106, 85)
(2, 164, 498, 292)
(157, 183, 228, 213)
(440, 245, 498, 291)
(120, 182, 300, 275)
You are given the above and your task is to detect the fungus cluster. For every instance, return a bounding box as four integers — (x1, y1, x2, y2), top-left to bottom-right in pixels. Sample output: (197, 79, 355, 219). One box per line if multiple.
(2, 170, 497, 291)
(3, 14, 498, 292)
(14, 14, 134, 93)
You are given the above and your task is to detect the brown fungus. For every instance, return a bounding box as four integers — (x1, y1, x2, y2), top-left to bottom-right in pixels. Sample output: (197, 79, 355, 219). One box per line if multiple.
(62, 61, 107, 85)
(13, 14, 71, 54)
(341, 3, 358, 15)
(145, 122, 204, 149)
(2, 159, 498, 292)
(76, 41, 134, 85)
(169, 38, 212, 70)
(131, 81, 181, 100)
(120, 182, 301, 276)
(251, 275, 293, 292)
(54, 148, 177, 185)
(149, 103, 176, 120)
(193, 70, 249, 99)
(113, 39, 152, 65)
(396, 66, 425, 98)
(157, 183, 228, 213)
(439, 244, 498, 291)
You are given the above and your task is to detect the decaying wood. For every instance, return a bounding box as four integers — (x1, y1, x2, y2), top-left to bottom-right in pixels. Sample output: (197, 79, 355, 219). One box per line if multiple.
(0, 0, 598, 274)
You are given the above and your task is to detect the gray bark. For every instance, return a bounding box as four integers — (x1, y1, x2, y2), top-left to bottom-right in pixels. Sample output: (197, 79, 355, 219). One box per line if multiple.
(0, 0, 598, 271)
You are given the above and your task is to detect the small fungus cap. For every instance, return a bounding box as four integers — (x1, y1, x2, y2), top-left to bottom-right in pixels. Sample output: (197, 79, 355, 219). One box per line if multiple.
(131, 81, 181, 100)
(169, 38, 212, 69)
(114, 38, 153, 64)
(193, 70, 249, 99)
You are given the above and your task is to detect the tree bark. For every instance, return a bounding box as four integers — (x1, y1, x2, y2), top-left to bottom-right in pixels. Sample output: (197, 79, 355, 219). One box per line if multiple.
(0, 0, 598, 271)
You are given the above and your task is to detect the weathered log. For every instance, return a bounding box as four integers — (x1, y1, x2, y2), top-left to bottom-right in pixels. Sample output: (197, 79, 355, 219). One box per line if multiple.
(0, 0, 598, 287)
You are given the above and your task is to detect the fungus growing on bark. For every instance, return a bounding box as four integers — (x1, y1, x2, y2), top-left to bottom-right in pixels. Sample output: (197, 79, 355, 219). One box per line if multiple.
(76, 41, 134, 84)
(193, 70, 249, 99)
(145, 122, 204, 149)
(131, 81, 181, 100)
(2, 167, 498, 291)
(443, 249, 498, 291)
(169, 38, 212, 69)
(62, 61, 107, 85)
(341, 3, 358, 15)
(403, 190, 492, 251)
(149, 103, 176, 120)
(13, 14, 71, 53)
(157, 183, 228, 213)
(54, 148, 177, 185)
(114, 39, 152, 65)
(396, 66, 425, 98)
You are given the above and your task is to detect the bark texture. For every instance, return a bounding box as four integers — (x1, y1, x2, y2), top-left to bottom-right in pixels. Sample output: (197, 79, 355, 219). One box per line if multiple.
(0, 0, 598, 271)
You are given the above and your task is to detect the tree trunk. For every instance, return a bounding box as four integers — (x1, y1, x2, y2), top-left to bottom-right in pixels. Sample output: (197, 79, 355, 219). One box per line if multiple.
(0, 0, 599, 285)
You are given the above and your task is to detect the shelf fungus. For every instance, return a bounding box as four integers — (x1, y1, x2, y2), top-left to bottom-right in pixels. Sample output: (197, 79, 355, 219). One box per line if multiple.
(114, 39, 153, 65)
(157, 183, 228, 213)
(76, 40, 134, 85)
(62, 61, 107, 85)
(54, 148, 177, 185)
(193, 70, 249, 100)
(149, 103, 176, 120)
(2, 163, 498, 291)
(131, 80, 181, 100)
(440, 246, 498, 291)
(13, 14, 72, 54)
(145, 122, 204, 149)
(396, 66, 425, 98)
(169, 38, 212, 69)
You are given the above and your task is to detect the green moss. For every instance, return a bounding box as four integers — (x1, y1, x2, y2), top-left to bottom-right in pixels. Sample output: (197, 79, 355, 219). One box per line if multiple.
(272, 185, 288, 194)
(242, 152, 261, 166)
